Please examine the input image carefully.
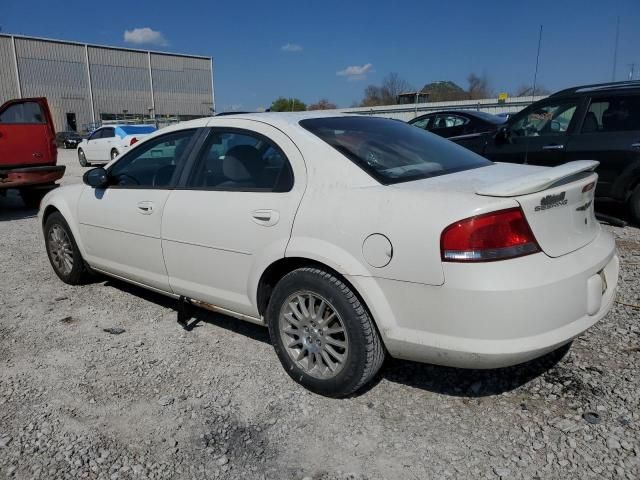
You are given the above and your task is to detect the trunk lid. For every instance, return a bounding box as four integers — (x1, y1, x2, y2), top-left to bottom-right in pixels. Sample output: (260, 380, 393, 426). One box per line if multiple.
(477, 161, 600, 257)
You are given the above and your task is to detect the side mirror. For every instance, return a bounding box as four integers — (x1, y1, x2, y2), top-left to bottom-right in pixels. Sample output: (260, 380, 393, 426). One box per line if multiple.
(83, 167, 109, 188)
(495, 125, 511, 144)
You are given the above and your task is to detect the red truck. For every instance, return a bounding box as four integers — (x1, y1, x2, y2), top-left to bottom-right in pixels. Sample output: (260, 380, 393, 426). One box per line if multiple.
(0, 97, 65, 207)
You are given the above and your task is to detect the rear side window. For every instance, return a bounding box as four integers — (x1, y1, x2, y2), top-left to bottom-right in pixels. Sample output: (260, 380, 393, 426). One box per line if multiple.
(102, 128, 115, 139)
(582, 95, 640, 133)
(0, 101, 45, 124)
(300, 116, 490, 185)
(187, 129, 293, 192)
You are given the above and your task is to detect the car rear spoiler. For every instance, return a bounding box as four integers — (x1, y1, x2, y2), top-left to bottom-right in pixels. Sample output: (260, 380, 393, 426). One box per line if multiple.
(476, 160, 599, 197)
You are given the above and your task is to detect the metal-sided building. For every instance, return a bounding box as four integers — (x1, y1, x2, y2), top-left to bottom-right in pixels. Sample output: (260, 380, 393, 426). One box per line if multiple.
(0, 34, 214, 132)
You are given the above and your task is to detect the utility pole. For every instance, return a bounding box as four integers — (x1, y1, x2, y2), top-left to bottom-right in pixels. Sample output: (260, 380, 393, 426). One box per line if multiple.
(612, 16, 620, 81)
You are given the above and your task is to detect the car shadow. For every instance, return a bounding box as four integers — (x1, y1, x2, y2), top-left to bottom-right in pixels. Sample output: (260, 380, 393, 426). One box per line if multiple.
(0, 192, 37, 222)
(102, 278, 271, 344)
(369, 343, 570, 398)
(101, 277, 568, 398)
(595, 199, 636, 228)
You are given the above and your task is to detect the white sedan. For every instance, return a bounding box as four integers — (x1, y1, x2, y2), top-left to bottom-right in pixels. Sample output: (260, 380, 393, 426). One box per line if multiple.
(77, 124, 156, 166)
(40, 113, 619, 397)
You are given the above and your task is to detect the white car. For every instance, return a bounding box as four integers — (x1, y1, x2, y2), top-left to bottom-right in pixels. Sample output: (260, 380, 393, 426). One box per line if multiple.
(40, 113, 619, 397)
(77, 124, 156, 166)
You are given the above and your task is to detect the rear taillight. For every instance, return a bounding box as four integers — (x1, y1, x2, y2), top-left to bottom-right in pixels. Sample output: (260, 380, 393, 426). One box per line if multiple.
(130, 137, 138, 146)
(582, 181, 595, 193)
(441, 207, 540, 262)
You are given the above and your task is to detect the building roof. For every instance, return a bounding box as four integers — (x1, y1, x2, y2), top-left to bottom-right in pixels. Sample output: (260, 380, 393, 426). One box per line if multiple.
(0, 33, 211, 60)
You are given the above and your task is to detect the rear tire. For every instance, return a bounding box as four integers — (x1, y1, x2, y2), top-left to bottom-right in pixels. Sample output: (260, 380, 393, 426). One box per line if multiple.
(266, 267, 385, 397)
(19, 188, 47, 209)
(78, 148, 89, 167)
(44, 212, 89, 285)
(629, 185, 640, 226)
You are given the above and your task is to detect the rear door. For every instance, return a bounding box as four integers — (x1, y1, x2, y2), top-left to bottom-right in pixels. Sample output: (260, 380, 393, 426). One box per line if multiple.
(0, 98, 56, 167)
(484, 97, 584, 166)
(564, 93, 640, 200)
(97, 127, 116, 162)
(161, 120, 306, 317)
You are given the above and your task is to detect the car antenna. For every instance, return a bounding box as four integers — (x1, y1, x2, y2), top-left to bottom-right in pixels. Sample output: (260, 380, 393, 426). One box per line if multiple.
(524, 25, 543, 165)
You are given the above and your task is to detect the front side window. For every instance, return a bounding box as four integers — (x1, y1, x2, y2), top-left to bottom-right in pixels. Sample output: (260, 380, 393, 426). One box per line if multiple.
(300, 116, 491, 185)
(582, 95, 640, 133)
(108, 129, 195, 188)
(187, 130, 293, 192)
(511, 101, 578, 137)
(88, 129, 103, 140)
(410, 116, 432, 130)
(0, 101, 45, 124)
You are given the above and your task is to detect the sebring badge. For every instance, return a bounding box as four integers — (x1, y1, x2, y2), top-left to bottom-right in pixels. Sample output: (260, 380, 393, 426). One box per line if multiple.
(535, 192, 567, 212)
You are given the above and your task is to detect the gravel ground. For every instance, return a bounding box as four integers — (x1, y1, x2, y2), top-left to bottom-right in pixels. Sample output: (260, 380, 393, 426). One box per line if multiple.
(0, 149, 638, 480)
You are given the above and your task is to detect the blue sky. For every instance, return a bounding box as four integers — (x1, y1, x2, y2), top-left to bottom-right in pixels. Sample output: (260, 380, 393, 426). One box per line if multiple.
(4, 0, 640, 111)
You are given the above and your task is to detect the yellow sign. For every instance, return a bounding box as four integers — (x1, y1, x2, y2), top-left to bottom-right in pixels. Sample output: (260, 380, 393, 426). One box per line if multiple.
(498, 92, 508, 103)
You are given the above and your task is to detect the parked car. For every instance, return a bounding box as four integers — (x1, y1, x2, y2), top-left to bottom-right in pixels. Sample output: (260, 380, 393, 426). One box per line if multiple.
(55, 131, 83, 149)
(77, 124, 156, 166)
(408, 110, 505, 139)
(0, 97, 65, 207)
(450, 81, 640, 223)
(40, 113, 619, 397)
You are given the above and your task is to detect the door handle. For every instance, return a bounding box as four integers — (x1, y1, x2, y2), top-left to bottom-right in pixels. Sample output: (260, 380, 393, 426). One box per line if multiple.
(542, 144, 565, 151)
(251, 209, 279, 226)
(136, 201, 154, 214)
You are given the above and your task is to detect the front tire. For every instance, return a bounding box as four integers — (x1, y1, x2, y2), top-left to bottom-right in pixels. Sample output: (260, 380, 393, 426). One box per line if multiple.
(267, 267, 385, 397)
(111, 149, 119, 160)
(78, 148, 89, 167)
(44, 212, 89, 285)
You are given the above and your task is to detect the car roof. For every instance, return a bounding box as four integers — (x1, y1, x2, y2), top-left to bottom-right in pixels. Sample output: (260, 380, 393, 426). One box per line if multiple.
(143, 112, 357, 137)
(550, 80, 640, 97)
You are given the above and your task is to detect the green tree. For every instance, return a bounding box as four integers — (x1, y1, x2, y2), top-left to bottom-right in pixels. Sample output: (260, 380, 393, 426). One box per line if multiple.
(270, 97, 307, 112)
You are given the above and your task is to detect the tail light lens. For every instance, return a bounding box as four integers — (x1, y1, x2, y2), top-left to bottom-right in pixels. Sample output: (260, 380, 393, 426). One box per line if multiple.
(130, 137, 138, 146)
(441, 207, 540, 262)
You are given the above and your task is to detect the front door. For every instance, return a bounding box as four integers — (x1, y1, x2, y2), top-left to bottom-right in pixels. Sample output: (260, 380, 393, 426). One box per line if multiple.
(78, 128, 197, 292)
(83, 128, 104, 162)
(564, 93, 640, 199)
(0, 98, 55, 166)
(161, 120, 306, 316)
(484, 98, 583, 166)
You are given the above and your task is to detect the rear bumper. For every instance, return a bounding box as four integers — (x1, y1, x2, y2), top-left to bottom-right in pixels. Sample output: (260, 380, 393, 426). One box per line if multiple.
(0, 165, 65, 189)
(348, 228, 619, 368)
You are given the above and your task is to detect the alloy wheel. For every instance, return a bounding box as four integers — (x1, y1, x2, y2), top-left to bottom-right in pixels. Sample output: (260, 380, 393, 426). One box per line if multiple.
(48, 224, 74, 276)
(279, 292, 349, 379)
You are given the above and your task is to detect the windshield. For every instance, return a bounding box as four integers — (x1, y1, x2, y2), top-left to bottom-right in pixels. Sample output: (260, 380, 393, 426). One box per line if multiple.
(300, 116, 491, 184)
(119, 125, 156, 135)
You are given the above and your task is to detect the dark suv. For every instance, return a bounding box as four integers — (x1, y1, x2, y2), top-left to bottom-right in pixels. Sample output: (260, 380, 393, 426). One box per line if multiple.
(455, 81, 640, 223)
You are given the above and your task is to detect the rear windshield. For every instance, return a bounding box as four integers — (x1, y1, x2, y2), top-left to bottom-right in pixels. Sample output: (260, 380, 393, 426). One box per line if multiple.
(119, 125, 156, 135)
(300, 116, 491, 184)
